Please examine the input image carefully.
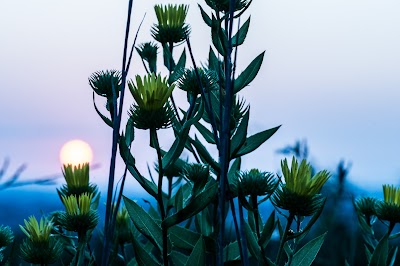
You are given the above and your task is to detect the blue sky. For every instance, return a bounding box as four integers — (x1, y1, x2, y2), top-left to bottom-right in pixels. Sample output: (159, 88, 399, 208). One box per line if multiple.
(1, 0, 400, 191)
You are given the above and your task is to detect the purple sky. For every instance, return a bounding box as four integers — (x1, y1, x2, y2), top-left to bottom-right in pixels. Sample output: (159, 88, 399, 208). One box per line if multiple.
(1, 0, 400, 191)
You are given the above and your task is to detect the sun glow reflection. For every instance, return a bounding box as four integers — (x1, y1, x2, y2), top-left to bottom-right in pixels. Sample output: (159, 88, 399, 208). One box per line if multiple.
(59, 139, 93, 166)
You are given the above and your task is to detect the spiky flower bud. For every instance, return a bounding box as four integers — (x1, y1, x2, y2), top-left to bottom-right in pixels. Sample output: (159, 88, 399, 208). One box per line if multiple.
(204, 0, 250, 13)
(58, 163, 98, 198)
(182, 163, 210, 196)
(116, 206, 132, 245)
(272, 157, 330, 216)
(151, 4, 190, 44)
(60, 193, 99, 235)
(177, 68, 217, 96)
(231, 169, 278, 198)
(136, 42, 158, 73)
(0, 225, 13, 248)
(354, 197, 377, 226)
(128, 73, 175, 130)
(375, 184, 400, 224)
(19, 216, 63, 265)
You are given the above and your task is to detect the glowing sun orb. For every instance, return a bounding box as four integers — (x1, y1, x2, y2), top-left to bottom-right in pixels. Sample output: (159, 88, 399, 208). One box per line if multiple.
(60, 139, 93, 166)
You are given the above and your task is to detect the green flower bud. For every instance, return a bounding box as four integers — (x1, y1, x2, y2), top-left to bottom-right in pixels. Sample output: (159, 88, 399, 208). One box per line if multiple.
(19, 216, 63, 265)
(89, 70, 121, 98)
(231, 169, 278, 198)
(376, 184, 400, 224)
(205, 0, 250, 13)
(0, 225, 14, 248)
(60, 193, 99, 235)
(136, 42, 158, 73)
(128, 73, 175, 130)
(151, 4, 190, 44)
(272, 157, 330, 216)
(354, 197, 377, 217)
(116, 206, 132, 245)
(177, 68, 218, 96)
(182, 163, 210, 196)
(58, 163, 98, 198)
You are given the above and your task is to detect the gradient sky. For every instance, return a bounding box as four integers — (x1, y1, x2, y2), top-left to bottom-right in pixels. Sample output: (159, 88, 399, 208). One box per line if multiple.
(1, 0, 400, 191)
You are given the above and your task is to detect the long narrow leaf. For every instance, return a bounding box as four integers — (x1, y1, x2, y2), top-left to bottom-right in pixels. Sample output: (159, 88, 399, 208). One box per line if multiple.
(291, 232, 327, 266)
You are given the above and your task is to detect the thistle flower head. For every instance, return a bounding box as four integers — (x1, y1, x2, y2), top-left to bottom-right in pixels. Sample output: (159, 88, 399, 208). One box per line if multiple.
(281, 157, 330, 197)
(129, 74, 174, 111)
(62, 193, 93, 216)
(63, 163, 89, 189)
(89, 70, 121, 98)
(376, 184, 400, 223)
(354, 197, 377, 226)
(0, 225, 14, 248)
(116, 206, 132, 244)
(19, 216, 53, 243)
(128, 74, 175, 130)
(59, 163, 97, 197)
(152, 4, 190, 44)
(182, 163, 210, 183)
(272, 157, 330, 216)
(231, 169, 278, 197)
(60, 193, 98, 234)
(205, 0, 250, 13)
(136, 42, 158, 73)
(177, 68, 217, 96)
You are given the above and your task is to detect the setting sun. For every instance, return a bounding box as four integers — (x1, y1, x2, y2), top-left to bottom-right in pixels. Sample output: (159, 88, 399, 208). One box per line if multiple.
(60, 139, 93, 166)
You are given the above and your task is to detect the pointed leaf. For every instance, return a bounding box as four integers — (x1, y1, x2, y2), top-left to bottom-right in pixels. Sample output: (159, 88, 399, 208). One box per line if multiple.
(194, 121, 216, 144)
(291, 232, 327, 266)
(169, 251, 188, 266)
(169, 49, 186, 84)
(244, 221, 261, 261)
(234, 52, 265, 93)
(198, 4, 212, 27)
(232, 16, 251, 47)
(228, 157, 241, 185)
(235, 126, 280, 158)
(93, 93, 113, 127)
(163, 43, 175, 71)
(259, 211, 276, 248)
(185, 236, 206, 266)
(211, 15, 226, 56)
(120, 136, 158, 198)
(369, 234, 389, 266)
(190, 135, 220, 173)
(125, 116, 135, 146)
(163, 180, 218, 228)
(230, 108, 250, 158)
(389, 246, 398, 266)
(131, 237, 161, 266)
(208, 47, 219, 73)
(123, 196, 163, 252)
(224, 241, 241, 262)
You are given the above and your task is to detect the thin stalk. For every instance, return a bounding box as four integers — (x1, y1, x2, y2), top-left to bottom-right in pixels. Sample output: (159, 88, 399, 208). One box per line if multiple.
(238, 201, 250, 266)
(151, 128, 169, 266)
(228, 197, 244, 264)
(102, 1, 133, 265)
(276, 213, 295, 265)
(217, 1, 236, 264)
(388, 221, 395, 236)
(251, 195, 268, 265)
(186, 37, 220, 149)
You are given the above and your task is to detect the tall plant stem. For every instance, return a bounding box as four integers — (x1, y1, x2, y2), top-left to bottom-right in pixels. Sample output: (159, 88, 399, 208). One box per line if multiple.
(151, 128, 169, 266)
(251, 195, 268, 264)
(276, 213, 295, 265)
(238, 201, 250, 266)
(217, 1, 236, 264)
(229, 197, 245, 264)
(102, 0, 133, 265)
